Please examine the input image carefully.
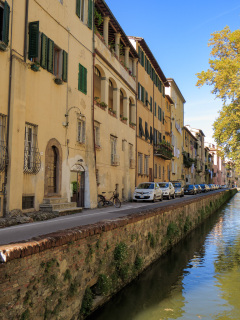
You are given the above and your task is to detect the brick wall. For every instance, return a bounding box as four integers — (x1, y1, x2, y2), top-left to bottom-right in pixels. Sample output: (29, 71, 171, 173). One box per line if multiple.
(0, 189, 237, 320)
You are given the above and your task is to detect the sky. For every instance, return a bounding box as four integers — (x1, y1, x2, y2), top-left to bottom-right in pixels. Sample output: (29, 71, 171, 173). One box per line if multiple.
(106, 0, 240, 143)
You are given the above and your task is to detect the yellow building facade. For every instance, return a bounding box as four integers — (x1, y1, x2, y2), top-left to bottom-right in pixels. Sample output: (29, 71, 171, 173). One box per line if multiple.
(165, 79, 185, 182)
(129, 37, 172, 186)
(182, 126, 197, 184)
(0, 0, 100, 216)
(93, 1, 138, 201)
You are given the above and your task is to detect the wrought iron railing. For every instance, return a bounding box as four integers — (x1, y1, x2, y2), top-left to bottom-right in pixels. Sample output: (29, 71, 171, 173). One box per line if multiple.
(23, 146, 41, 174)
(154, 144, 173, 160)
(0, 142, 8, 172)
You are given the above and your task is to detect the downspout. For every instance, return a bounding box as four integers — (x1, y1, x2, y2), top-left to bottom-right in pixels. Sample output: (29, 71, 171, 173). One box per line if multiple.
(92, 1, 97, 177)
(23, 0, 29, 62)
(152, 78, 155, 182)
(3, 0, 14, 217)
(135, 60, 138, 188)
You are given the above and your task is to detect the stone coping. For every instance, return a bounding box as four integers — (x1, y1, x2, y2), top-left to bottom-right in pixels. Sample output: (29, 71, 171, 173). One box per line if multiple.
(0, 190, 233, 263)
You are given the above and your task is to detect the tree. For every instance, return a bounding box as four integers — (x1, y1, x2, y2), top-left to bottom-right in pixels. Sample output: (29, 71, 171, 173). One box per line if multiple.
(196, 26, 240, 168)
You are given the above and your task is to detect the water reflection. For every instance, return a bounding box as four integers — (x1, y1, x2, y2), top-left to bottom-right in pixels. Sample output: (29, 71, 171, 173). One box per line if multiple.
(89, 193, 240, 320)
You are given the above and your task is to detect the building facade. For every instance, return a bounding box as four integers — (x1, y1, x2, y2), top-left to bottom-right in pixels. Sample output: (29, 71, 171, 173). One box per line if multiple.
(165, 79, 185, 182)
(182, 126, 197, 184)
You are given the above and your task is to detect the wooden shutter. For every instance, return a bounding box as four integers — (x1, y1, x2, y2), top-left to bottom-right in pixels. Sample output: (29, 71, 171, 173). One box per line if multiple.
(79, 64, 87, 94)
(163, 112, 165, 124)
(76, 0, 81, 18)
(145, 91, 148, 107)
(160, 107, 162, 121)
(62, 50, 68, 82)
(83, 67, 87, 94)
(47, 39, 54, 73)
(138, 82, 141, 99)
(2, 1, 10, 45)
(88, 0, 93, 29)
(28, 21, 39, 59)
(40, 33, 48, 69)
(141, 87, 145, 103)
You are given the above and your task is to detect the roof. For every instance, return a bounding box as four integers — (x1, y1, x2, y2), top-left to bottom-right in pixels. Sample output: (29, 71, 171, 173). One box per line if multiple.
(183, 126, 198, 141)
(128, 36, 169, 86)
(95, 0, 138, 59)
(167, 78, 186, 103)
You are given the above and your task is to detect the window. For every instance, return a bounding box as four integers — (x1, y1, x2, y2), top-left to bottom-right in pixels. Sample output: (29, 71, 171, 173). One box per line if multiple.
(24, 123, 41, 174)
(145, 122, 149, 141)
(159, 165, 161, 178)
(22, 196, 34, 210)
(77, 120, 86, 143)
(138, 153, 143, 174)
(111, 135, 119, 166)
(0, 114, 7, 172)
(129, 143, 134, 168)
(139, 117, 145, 138)
(138, 83, 145, 103)
(154, 164, 157, 178)
(94, 122, 100, 147)
(28, 22, 68, 81)
(150, 96, 152, 112)
(144, 155, 149, 175)
(78, 63, 87, 94)
(0, 1, 10, 49)
(154, 102, 156, 117)
(145, 91, 148, 107)
(76, 0, 85, 22)
(163, 166, 165, 180)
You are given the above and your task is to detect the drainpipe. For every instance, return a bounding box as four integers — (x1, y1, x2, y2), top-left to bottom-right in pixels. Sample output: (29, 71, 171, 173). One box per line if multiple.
(135, 60, 138, 188)
(92, 1, 97, 172)
(3, 0, 14, 217)
(152, 78, 155, 182)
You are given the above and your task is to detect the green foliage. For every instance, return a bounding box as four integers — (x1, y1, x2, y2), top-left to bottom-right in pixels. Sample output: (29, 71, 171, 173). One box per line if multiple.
(96, 274, 112, 296)
(114, 242, 128, 267)
(85, 245, 94, 263)
(196, 26, 240, 168)
(68, 281, 78, 297)
(134, 255, 143, 271)
(148, 232, 156, 248)
(20, 309, 30, 320)
(167, 222, 179, 238)
(184, 217, 192, 233)
(80, 287, 93, 317)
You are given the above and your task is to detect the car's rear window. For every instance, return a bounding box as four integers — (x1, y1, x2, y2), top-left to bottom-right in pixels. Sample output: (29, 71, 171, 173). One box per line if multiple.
(159, 183, 169, 188)
(137, 183, 154, 189)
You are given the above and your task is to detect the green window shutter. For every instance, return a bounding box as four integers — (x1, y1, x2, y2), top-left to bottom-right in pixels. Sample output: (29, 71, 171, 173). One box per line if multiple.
(76, 0, 81, 18)
(47, 39, 54, 73)
(88, 0, 93, 29)
(138, 47, 141, 60)
(159, 81, 162, 93)
(163, 112, 165, 124)
(141, 87, 145, 103)
(150, 97, 152, 112)
(40, 33, 48, 69)
(163, 85, 165, 97)
(141, 51, 144, 67)
(145, 91, 148, 107)
(154, 102, 156, 116)
(62, 50, 68, 82)
(79, 64, 87, 94)
(160, 107, 162, 121)
(28, 21, 39, 59)
(2, 1, 10, 46)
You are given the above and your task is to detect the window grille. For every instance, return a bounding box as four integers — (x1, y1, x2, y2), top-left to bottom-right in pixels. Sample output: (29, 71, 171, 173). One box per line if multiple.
(24, 123, 41, 174)
(144, 155, 149, 175)
(0, 114, 8, 172)
(111, 136, 119, 165)
(138, 153, 143, 174)
(22, 196, 34, 210)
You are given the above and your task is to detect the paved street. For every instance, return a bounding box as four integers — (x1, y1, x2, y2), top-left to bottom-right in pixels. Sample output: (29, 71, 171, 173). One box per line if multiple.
(0, 190, 223, 246)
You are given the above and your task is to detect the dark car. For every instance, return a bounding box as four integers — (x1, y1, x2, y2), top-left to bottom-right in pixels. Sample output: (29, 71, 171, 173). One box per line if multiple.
(184, 184, 197, 195)
(199, 184, 210, 192)
(172, 181, 184, 197)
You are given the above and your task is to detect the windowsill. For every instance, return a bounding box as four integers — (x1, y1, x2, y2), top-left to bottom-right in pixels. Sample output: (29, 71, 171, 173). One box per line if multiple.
(108, 110, 116, 118)
(95, 102, 107, 111)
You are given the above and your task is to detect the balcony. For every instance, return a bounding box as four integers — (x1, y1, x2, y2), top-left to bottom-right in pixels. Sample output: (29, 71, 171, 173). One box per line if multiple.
(154, 142, 173, 160)
(183, 152, 194, 168)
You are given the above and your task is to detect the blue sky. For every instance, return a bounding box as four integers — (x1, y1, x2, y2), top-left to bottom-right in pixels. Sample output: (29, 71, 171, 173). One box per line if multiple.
(106, 0, 240, 143)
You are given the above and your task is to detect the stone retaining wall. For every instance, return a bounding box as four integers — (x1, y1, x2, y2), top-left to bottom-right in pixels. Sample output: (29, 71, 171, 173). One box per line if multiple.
(0, 189, 237, 320)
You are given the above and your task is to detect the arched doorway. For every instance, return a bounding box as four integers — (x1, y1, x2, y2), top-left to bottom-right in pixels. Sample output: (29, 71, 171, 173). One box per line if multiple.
(45, 139, 62, 197)
(70, 162, 85, 207)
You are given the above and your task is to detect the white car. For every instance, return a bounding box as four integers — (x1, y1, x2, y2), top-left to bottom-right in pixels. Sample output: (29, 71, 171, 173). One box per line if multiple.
(133, 182, 163, 202)
(158, 182, 175, 200)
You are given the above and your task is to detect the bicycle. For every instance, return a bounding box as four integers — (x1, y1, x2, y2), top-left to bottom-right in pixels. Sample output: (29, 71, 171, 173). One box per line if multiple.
(97, 190, 121, 208)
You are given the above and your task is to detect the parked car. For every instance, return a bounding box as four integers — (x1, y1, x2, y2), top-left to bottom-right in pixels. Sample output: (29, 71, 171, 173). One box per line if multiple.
(208, 184, 214, 191)
(184, 184, 197, 195)
(172, 181, 184, 197)
(133, 182, 163, 202)
(195, 184, 202, 193)
(158, 182, 175, 200)
(199, 184, 210, 192)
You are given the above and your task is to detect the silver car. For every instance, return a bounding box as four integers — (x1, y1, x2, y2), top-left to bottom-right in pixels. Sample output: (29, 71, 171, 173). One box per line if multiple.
(172, 181, 184, 197)
(158, 182, 175, 200)
(133, 182, 163, 202)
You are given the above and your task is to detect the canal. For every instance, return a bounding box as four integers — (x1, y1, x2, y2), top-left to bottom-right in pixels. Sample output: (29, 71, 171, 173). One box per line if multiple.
(88, 192, 240, 320)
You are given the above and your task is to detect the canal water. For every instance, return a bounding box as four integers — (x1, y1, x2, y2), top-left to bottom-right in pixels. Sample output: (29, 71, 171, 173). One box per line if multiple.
(89, 192, 240, 320)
